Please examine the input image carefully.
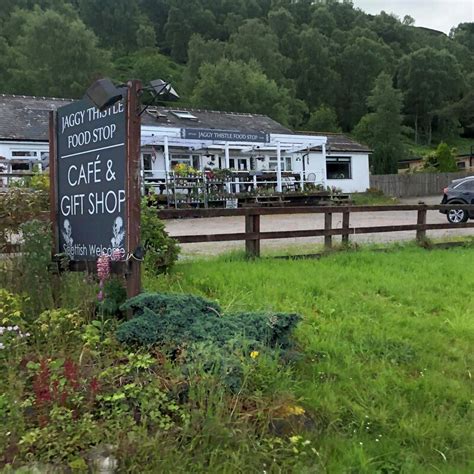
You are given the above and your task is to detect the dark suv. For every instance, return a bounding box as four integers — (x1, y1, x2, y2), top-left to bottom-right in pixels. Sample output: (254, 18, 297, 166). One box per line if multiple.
(440, 176, 474, 223)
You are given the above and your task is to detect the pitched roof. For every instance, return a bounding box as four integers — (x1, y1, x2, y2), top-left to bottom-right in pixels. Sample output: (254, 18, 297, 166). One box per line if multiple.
(141, 106, 292, 134)
(295, 131, 371, 153)
(0, 94, 292, 141)
(0, 94, 72, 141)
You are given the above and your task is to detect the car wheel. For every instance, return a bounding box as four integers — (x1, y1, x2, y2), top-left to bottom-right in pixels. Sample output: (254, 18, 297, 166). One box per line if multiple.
(446, 208, 468, 224)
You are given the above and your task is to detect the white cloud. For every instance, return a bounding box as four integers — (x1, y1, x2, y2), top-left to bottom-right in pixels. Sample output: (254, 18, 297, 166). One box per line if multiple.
(353, 0, 474, 34)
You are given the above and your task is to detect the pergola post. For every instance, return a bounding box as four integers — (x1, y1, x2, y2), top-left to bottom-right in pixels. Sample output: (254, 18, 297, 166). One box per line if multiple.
(224, 142, 230, 192)
(276, 141, 282, 193)
(164, 136, 170, 175)
(322, 142, 327, 186)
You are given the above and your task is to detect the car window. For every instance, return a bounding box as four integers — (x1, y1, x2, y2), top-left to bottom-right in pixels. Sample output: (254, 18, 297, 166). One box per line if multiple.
(454, 180, 474, 191)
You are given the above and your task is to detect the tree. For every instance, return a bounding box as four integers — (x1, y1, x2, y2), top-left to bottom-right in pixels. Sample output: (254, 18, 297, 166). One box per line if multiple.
(77, 0, 142, 51)
(450, 22, 474, 51)
(136, 19, 156, 49)
(336, 36, 394, 130)
(227, 19, 289, 82)
(191, 59, 292, 125)
(113, 50, 184, 91)
(398, 47, 464, 144)
(293, 28, 339, 110)
(182, 34, 226, 93)
(354, 72, 405, 174)
(305, 106, 341, 132)
(8, 7, 110, 97)
(423, 143, 457, 172)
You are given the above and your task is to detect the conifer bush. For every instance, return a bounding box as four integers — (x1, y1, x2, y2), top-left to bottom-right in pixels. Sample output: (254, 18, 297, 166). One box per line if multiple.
(116, 292, 301, 351)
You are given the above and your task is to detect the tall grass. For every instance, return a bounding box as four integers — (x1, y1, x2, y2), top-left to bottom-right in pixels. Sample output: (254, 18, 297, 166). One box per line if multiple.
(145, 244, 474, 473)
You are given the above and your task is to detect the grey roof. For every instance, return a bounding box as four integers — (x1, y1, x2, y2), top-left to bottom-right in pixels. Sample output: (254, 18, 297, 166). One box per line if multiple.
(0, 94, 292, 141)
(296, 131, 371, 153)
(141, 106, 293, 134)
(0, 94, 72, 141)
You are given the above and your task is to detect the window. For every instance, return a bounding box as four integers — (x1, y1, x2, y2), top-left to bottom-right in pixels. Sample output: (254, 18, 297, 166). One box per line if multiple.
(457, 161, 466, 169)
(326, 156, 351, 179)
(455, 179, 474, 191)
(11, 151, 38, 158)
(11, 162, 31, 171)
(170, 110, 197, 120)
(142, 153, 153, 171)
(268, 156, 292, 171)
(229, 158, 248, 170)
(170, 154, 200, 170)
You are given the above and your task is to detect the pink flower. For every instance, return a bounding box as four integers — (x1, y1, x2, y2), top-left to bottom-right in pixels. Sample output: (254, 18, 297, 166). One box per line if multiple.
(97, 254, 111, 281)
(111, 248, 123, 261)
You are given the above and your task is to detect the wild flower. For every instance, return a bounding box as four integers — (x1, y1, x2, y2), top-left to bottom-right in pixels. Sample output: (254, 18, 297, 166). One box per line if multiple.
(97, 254, 111, 301)
(0, 325, 30, 349)
(250, 351, 259, 359)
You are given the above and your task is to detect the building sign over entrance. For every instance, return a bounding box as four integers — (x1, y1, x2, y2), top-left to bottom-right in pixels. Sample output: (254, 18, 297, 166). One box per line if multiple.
(182, 128, 270, 143)
(56, 100, 126, 260)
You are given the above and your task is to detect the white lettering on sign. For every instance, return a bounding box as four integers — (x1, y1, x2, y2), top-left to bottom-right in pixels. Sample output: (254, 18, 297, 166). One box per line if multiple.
(60, 194, 85, 216)
(87, 190, 126, 215)
(61, 110, 86, 133)
(67, 156, 102, 186)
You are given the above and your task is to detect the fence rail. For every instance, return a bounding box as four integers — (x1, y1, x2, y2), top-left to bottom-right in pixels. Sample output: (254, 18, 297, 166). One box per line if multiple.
(157, 204, 474, 257)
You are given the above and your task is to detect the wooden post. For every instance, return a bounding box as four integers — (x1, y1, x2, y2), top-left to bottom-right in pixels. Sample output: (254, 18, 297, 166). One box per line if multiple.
(416, 206, 427, 243)
(49, 111, 58, 255)
(125, 80, 142, 298)
(324, 211, 332, 249)
(342, 210, 350, 246)
(49, 111, 61, 306)
(245, 213, 260, 258)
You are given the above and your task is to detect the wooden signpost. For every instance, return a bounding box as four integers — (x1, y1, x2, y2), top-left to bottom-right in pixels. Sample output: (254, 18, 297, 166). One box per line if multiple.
(49, 80, 142, 297)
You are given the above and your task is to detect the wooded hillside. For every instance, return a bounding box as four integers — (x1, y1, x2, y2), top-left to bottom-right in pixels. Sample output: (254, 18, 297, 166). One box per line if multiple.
(0, 0, 473, 172)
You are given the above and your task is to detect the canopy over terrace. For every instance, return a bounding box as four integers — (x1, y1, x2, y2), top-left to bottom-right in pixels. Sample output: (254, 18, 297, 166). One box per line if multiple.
(141, 126, 327, 192)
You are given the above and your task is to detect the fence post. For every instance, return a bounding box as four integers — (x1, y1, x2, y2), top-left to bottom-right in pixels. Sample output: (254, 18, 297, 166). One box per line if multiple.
(416, 206, 427, 243)
(245, 212, 260, 258)
(324, 212, 332, 249)
(342, 211, 350, 246)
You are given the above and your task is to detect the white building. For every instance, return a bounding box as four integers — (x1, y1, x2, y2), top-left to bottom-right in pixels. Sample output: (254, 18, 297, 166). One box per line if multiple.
(0, 94, 370, 194)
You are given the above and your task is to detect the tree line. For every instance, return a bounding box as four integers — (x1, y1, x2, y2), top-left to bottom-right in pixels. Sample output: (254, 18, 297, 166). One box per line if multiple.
(0, 0, 473, 173)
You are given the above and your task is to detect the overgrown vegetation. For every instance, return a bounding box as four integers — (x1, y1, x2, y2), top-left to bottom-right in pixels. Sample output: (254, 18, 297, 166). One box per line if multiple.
(141, 196, 180, 274)
(2, 235, 473, 472)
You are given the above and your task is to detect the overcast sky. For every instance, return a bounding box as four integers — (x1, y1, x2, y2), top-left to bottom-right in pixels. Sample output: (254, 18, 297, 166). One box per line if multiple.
(354, 0, 473, 34)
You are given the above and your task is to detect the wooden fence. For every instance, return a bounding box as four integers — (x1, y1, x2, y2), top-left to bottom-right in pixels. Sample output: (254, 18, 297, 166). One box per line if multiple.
(369, 171, 473, 198)
(157, 204, 474, 258)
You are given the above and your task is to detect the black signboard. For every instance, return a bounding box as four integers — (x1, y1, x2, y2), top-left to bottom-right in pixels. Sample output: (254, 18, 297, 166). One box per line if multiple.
(56, 100, 126, 261)
(182, 128, 270, 143)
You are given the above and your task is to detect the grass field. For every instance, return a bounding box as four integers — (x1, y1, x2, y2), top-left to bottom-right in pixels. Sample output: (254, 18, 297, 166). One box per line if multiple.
(145, 244, 474, 473)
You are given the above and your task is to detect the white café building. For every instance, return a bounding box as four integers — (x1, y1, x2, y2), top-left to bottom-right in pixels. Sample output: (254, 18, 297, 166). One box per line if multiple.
(0, 94, 371, 194)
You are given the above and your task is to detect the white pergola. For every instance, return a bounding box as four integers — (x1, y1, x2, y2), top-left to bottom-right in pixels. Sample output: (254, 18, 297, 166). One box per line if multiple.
(141, 126, 327, 192)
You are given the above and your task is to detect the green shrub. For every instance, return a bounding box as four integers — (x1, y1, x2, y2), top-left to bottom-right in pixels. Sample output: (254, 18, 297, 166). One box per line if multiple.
(19, 220, 53, 315)
(98, 276, 127, 318)
(0, 188, 48, 252)
(116, 292, 301, 351)
(141, 197, 180, 274)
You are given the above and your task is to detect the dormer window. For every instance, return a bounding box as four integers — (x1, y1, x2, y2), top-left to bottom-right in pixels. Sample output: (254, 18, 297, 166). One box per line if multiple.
(170, 110, 197, 120)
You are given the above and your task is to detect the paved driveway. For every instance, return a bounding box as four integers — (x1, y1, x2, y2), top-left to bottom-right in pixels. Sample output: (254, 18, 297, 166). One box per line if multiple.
(164, 196, 474, 256)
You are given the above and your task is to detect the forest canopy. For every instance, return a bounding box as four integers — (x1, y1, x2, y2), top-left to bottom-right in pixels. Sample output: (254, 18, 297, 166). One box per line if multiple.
(0, 0, 473, 172)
